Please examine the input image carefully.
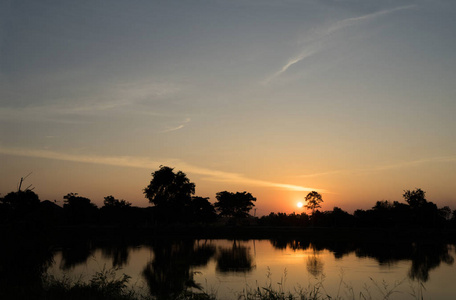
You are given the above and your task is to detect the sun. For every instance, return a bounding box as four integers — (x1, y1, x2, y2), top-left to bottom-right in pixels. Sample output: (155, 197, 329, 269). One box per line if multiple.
(297, 202, 304, 208)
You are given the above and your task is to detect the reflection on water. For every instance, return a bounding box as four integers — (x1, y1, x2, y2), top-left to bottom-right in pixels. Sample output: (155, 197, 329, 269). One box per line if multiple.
(269, 238, 455, 283)
(353, 241, 454, 282)
(5, 235, 455, 299)
(408, 243, 454, 281)
(60, 240, 93, 270)
(101, 243, 130, 268)
(216, 240, 255, 273)
(142, 239, 216, 299)
(306, 252, 324, 277)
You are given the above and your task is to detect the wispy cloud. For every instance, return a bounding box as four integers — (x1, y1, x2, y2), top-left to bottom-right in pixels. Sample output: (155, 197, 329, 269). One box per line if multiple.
(299, 156, 456, 178)
(161, 118, 191, 133)
(264, 5, 415, 83)
(299, 170, 345, 178)
(326, 5, 415, 34)
(368, 156, 456, 172)
(0, 80, 183, 123)
(0, 147, 323, 192)
(162, 125, 185, 132)
(263, 46, 319, 84)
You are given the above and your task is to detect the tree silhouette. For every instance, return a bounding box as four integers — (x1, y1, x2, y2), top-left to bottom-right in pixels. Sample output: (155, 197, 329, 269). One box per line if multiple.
(1, 190, 40, 218)
(189, 196, 217, 223)
(100, 195, 132, 226)
(144, 166, 195, 222)
(304, 191, 323, 214)
(214, 191, 256, 219)
(403, 188, 427, 209)
(439, 206, 452, 221)
(402, 188, 443, 227)
(144, 166, 195, 207)
(103, 195, 131, 208)
(63, 193, 98, 225)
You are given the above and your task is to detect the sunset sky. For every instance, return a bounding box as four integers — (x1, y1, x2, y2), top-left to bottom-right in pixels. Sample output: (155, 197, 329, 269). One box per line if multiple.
(1, 0, 455, 215)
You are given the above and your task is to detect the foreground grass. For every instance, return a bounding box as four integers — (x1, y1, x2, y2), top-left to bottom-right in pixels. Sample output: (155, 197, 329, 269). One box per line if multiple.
(234, 268, 425, 300)
(236, 279, 425, 300)
(35, 268, 426, 300)
(42, 266, 137, 300)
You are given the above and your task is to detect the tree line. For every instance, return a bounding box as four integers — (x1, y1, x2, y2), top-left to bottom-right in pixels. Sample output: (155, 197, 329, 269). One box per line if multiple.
(1, 165, 455, 229)
(261, 188, 455, 228)
(0, 166, 256, 227)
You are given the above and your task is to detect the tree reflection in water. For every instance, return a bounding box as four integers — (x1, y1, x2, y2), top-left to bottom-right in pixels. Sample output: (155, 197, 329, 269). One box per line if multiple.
(142, 239, 256, 298)
(269, 238, 455, 282)
(142, 239, 216, 299)
(306, 245, 324, 277)
(354, 242, 455, 282)
(2, 231, 454, 299)
(216, 240, 255, 273)
(101, 244, 129, 268)
(60, 240, 93, 270)
(408, 243, 454, 281)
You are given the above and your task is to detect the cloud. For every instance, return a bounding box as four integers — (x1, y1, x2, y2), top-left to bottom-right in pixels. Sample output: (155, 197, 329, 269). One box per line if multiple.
(0, 80, 183, 123)
(161, 118, 191, 133)
(263, 46, 319, 84)
(299, 156, 456, 178)
(325, 5, 415, 34)
(299, 170, 344, 178)
(265, 5, 415, 83)
(369, 156, 456, 172)
(162, 125, 185, 132)
(0, 147, 323, 192)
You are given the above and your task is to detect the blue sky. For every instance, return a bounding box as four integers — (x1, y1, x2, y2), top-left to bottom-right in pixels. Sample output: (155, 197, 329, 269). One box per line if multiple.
(1, 0, 455, 214)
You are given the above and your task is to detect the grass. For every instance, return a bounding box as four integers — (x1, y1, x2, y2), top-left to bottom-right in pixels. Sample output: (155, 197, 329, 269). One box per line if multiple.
(42, 266, 137, 300)
(42, 266, 216, 300)
(234, 268, 426, 300)
(37, 267, 426, 300)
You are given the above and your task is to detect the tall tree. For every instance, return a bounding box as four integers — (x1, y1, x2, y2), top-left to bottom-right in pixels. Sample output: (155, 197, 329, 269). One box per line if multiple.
(403, 188, 427, 209)
(1, 190, 40, 214)
(304, 191, 323, 214)
(189, 196, 217, 223)
(214, 191, 256, 219)
(100, 195, 132, 226)
(0, 190, 40, 222)
(439, 206, 452, 221)
(103, 195, 131, 209)
(144, 166, 195, 221)
(63, 193, 98, 224)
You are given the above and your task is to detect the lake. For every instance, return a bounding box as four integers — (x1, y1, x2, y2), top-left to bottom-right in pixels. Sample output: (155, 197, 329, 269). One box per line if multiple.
(46, 238, 456, 299)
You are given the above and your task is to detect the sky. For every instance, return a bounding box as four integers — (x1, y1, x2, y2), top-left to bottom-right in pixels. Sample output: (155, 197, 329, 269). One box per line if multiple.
(1, 0, 455, 215)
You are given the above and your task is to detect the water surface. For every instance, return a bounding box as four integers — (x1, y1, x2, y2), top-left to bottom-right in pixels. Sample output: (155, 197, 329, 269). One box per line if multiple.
(47, 238, 456, 299)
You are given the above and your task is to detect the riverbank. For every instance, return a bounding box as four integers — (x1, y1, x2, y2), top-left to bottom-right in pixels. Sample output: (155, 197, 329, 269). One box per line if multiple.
(26, 266, 428, 300)
(2, 224, 455, 243)
(49, 225, 456, 242)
